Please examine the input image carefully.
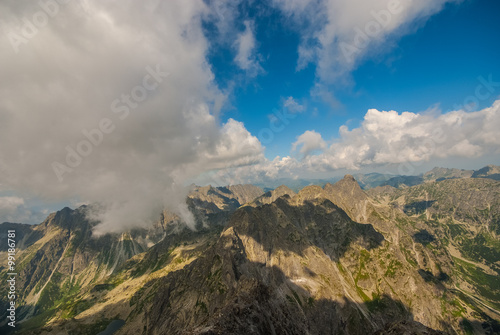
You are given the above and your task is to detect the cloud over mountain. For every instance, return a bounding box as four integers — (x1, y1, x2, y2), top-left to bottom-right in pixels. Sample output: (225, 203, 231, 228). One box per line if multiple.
(0, 0, 496, 231)
(0, 1, 263, 233)
(307, 100, 500, 171)
(209, 100, 500, 183)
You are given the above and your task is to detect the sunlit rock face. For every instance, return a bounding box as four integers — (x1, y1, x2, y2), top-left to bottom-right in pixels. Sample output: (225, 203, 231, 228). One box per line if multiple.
(2, 176, 500, 334)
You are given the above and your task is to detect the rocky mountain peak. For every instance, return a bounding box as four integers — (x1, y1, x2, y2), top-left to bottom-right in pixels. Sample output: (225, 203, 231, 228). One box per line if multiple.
(251, 185, 296, 207)
(42, 206, 91, 231)
(274, 184, 295, 195)
(343, 174, 356, 182)
(472, 164, 500, 180)
(2, 172, 500, 334)
(324, 174, 366, 200)
(188, 184, 264, 216)
(293, 185, 325, 204)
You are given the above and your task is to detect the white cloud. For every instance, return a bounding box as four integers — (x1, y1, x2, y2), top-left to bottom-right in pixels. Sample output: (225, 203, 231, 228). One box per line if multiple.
(234, 20, 263, 76)
(206, 99, 500, 183)
(0, 196, 24, 210)
(0, 1, 264, 234)
(272, 0, 456, 83)
(283, 96, 306, 113)
(292, 130, 326, 157)
(0, 196, 47, 224)
(304, 100, 500, 170)
(209, 118, 265, 166)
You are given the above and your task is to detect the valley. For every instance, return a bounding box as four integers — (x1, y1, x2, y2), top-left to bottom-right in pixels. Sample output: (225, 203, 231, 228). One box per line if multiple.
(1, 168, 499, 334)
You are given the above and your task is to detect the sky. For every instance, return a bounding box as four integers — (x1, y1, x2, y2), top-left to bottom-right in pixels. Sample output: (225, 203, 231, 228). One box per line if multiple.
(0, 0, 499, 230)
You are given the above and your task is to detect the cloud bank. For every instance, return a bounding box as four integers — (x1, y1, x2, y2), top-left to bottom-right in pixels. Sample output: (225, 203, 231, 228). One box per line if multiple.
(0, 0, 491, 233)
(0, 1, 263, 233)
(308, 101, 500, 170)
(208, 100, 500, 184)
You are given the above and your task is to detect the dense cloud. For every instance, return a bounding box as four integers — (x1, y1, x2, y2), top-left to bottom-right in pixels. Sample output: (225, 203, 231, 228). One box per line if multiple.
(306, 101, 500, 170)
(292, 130, 326, 157)
(0, 0, 492, 232)
(0, 1, 263, 233)
(209, 100, 500, 183)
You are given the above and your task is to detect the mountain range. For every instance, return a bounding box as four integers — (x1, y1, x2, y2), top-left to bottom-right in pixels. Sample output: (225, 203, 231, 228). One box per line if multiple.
(254, 165, 500, 191)
(1, 166, 499, 334)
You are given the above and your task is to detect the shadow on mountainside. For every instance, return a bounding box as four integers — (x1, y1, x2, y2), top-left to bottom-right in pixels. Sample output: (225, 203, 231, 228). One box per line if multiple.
(1, 300, 129, 335)
(2, 286, 446, 335)
(5, 268, 498, 335)
(404, 200, 437, 216)
(227, 196, 385, 262)
(5, 196, 498, 335)
(134, 258, 449, 334)
(412, 229, 437, 245)
(7, 182, 500, 334)
(136, 209, 421, 334)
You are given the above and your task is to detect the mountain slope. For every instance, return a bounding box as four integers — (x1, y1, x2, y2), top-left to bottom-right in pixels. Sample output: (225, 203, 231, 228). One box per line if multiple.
(472, 165, 500, 181)
(251, 185, 296, 206)
(0, 185, 262, 333)
(1, 178, 499, 334)
(369, 177, 500, 328)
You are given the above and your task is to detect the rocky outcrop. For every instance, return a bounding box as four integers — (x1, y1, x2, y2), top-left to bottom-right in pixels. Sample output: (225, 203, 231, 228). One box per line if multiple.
(373, 320, 444, 334)
(251, 185, 296, 206)
(3, 177, 499, 334)
(472, 164, 500, 180)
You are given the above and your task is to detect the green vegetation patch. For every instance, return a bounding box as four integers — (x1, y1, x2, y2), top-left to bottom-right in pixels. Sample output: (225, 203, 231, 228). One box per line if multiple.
(384, 259, 403, 277)
(454, 257, 500, 309)
(460, 233, 500, 267)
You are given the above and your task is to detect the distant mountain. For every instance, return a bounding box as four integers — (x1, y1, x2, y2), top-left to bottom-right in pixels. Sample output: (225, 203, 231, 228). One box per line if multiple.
(472, 165, 500, 180)
(252, 173, 396, 192)
(423, 167, 474, 182)
(187, 184, 263, 222)
(380, 165, 500, 189)
(1, 176, 500, 334)
(381, 175, 425, 188)
(251, 184, 296, 206)
(253, 177, 342, 193)
(351, 172, 397, 189)
(188, 184, 264, 212)
(0, 222, 41, 252)
(252, 165, 500, 192)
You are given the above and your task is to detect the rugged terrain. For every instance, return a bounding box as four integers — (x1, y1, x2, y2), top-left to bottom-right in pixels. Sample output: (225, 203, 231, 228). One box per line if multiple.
(1, 172, 499, 334)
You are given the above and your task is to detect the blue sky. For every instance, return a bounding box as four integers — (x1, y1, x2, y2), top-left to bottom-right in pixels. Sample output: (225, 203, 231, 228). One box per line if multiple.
(209, 0, 500, 160)
(0, 0, 499, 227)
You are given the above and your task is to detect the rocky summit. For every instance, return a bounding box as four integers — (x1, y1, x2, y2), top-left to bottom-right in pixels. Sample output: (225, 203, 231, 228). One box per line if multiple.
(1, 175, 499, 335)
